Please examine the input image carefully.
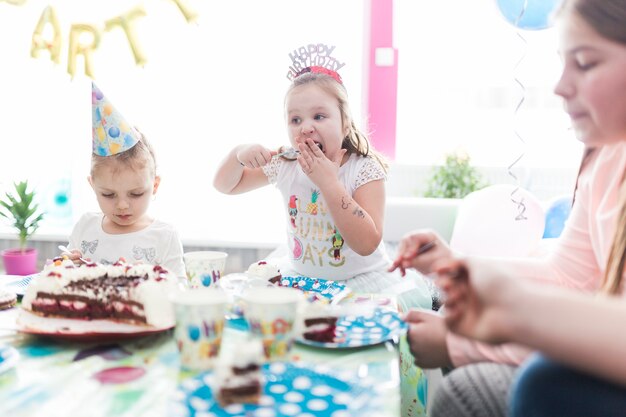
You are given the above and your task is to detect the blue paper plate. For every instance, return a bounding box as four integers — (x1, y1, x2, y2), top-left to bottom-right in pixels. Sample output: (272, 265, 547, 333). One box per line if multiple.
(276, 276, 348, 302)
(0, 345, 19, 374)
(170, 362, 380, 417)
(298, 308, 408, 349)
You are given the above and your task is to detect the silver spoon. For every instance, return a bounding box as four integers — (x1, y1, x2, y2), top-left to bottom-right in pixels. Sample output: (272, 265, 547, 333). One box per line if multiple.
(57, 245, 89, 264)
(275, 147, 300, 160)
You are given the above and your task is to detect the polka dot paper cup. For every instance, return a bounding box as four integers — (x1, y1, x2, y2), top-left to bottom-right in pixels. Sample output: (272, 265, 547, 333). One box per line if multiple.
(242, 287, 303, 361)
(184, 251, 228, 289)
(170, 289, 229, 371)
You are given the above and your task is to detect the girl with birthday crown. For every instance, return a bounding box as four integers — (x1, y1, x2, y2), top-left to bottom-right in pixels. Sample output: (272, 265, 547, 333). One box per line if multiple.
(214, 45, 431, 309)
(63, 83, 185, 278)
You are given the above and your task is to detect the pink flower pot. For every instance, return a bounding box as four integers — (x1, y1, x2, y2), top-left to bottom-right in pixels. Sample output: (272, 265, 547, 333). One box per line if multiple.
(2, 248, 38, 275)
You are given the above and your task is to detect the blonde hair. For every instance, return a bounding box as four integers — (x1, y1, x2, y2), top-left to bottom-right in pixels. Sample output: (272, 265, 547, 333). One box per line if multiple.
(561, 0, 626, 294)
(91, 129, 157, 178)
(286, 72, 388, 173)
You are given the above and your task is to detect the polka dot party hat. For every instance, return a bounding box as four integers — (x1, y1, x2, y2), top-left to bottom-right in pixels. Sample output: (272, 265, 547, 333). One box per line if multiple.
(91, 82, 140, 156)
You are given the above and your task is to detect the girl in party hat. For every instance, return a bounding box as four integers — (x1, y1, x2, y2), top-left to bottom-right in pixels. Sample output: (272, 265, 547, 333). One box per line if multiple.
(63, 83, 185, 278)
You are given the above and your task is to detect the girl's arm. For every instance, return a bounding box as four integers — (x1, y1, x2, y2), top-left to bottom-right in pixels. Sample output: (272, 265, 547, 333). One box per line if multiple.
(322, 178, 385, 256)
(439, 258, 626, 386)
(213, 144, 274, 194)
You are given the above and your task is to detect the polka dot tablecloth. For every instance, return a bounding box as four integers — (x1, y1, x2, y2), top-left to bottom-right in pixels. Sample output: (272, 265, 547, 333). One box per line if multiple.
(298, 308, 408, 348)
(170, 362, 383, 417)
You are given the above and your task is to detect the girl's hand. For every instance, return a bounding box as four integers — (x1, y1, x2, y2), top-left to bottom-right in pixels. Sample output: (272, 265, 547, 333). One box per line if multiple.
(435, 257, 520, 344)
(67, 249, 86, 265)
(296, 137, 346, 189)
(403, 309, 452, 368)
(236, 144, 277, 169)
(389, 229, 451, 275)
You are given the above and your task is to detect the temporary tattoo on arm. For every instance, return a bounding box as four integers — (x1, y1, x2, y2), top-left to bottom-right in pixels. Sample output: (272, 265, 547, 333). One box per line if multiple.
(341, 196, 351, 210)
(352, 207, 365, 219)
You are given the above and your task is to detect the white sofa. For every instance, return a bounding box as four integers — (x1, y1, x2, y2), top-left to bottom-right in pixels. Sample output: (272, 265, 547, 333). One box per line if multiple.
(383, 197, 460, 244)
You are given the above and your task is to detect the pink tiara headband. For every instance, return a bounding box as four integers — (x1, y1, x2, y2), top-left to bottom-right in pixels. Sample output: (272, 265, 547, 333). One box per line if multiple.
(286, 43, 345, 84)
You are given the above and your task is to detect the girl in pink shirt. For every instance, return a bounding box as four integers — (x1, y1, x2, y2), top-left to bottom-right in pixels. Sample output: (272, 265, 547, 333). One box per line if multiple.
(391, 0, 626, 415)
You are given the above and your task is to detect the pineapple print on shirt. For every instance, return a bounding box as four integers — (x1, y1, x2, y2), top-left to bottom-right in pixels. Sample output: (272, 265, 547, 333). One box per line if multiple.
(306, 189, 320, 215)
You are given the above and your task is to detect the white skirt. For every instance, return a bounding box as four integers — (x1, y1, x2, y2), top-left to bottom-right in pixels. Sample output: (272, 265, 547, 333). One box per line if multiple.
(269, 248, 432, 312)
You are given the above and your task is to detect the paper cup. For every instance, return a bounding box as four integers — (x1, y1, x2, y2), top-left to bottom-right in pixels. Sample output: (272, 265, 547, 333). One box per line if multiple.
(184, 251, 228, 289)
(171, 289, 229, 371)
(242, 287, 303, 361)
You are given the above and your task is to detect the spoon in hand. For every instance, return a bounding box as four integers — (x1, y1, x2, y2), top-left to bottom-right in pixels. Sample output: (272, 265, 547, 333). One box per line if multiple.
(58, 245, 89, 264)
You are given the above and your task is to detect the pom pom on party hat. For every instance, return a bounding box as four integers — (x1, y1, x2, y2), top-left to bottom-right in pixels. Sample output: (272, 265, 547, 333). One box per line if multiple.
(91, 82, 140, 156)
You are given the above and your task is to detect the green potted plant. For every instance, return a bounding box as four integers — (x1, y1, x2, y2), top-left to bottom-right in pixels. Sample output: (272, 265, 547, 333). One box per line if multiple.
(424, 151, 488, 198)
(0, 181, 45, 275)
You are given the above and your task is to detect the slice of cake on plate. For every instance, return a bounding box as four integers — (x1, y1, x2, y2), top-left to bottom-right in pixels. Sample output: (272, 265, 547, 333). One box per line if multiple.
(246, 261, 281, 284)
(298, 302, 342, 344)
(214, 339, 264, 407)
(21, 257, 175, 327)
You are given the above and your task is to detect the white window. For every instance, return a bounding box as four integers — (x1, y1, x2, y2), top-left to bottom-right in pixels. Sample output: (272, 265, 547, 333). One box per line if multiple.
(394, 0, 582, 183)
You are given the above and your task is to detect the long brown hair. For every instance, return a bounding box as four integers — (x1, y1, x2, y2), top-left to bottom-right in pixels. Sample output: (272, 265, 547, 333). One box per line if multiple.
(562, 0, 626, 293)
(286, 72, 388, 173)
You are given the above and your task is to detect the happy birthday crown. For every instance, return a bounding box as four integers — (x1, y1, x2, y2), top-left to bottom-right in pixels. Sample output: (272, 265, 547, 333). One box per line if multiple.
(286, 43, 345, 84)
(91, 82, 140, 156)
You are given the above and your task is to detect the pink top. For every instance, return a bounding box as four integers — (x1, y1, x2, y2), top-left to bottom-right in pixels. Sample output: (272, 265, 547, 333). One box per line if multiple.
(447, 142, 626, 367)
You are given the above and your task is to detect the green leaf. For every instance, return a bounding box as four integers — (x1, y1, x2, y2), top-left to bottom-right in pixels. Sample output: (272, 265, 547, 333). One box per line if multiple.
(423, 152, 488, 199)
(0, 180, 45, 249)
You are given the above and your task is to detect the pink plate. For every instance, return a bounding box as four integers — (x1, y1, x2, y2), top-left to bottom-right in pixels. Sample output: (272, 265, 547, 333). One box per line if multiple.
(16, 309, 173, 342)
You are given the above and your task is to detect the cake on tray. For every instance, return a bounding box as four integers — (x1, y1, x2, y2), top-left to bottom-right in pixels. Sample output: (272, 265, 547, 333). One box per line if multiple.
(21, 257, 175, 327)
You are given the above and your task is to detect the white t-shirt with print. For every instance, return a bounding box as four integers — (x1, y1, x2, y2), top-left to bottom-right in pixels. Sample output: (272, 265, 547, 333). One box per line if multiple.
(263, 153, 389, 281)
(68, 212, 186, 278)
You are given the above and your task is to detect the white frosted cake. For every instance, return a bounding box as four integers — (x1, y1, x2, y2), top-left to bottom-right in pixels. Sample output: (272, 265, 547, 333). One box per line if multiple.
(214, 339, 264, 407)
(298, 302, 340, 343)
(22, 257, 175, 327)
(246, 261, 281, 284)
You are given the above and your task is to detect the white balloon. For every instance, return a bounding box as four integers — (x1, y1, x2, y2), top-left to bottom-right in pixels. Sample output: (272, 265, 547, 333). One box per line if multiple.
(450, 184, 545, 257)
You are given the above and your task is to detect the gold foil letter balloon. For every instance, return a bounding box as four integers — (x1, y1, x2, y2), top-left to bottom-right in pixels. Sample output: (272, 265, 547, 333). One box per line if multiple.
(68, 24, 101, 79)
(31, 6, 62, 64)
(105, 6, 147, 66)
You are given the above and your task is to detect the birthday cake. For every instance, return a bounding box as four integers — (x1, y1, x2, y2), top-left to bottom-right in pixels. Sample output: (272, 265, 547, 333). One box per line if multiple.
(214, 340, 264, 407)
(299, 302, 340, 343)
(246, 261, 282, 284)
(21, 258, 175, 327)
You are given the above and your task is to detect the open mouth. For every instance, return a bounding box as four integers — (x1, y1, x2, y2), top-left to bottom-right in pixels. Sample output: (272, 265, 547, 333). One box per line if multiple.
(314, 142, 324, 152)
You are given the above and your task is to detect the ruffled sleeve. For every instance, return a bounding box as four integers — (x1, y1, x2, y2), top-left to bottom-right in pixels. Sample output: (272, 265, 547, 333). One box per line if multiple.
(354, 156, 386, 189)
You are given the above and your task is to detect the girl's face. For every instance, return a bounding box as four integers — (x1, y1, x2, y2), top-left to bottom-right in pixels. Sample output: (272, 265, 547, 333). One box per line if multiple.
(89, 162, 159, 232)
(285, 83, 347, 160)
(554, 11, 626, 147)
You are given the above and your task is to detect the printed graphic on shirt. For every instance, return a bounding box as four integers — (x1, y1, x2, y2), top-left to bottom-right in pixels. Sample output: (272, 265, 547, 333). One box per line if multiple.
(305, 189, 320, 215)
(80, 240, 99, 255)
(288, 195, 298, 228)
(132, 245, 156, 263)
(290, 193, 346, 268)
(331, 229, 344, 261)
(292, 236, 303, 260)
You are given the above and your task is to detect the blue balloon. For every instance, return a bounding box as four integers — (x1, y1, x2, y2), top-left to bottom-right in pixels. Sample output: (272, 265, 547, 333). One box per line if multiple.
(543, 196, 572, 238)
(496, 0, 562, 30)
